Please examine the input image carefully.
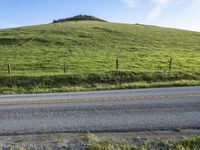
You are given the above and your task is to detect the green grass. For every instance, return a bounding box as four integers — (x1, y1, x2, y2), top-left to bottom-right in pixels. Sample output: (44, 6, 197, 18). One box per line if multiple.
(0, 20, 200, 93)
(85, 133, 200, 150)
(0, 75, 200, 94)
(1, 133, 200, 150)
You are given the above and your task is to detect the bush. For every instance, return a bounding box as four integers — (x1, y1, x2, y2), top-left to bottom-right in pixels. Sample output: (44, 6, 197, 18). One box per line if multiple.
(53, 15, 107, 23)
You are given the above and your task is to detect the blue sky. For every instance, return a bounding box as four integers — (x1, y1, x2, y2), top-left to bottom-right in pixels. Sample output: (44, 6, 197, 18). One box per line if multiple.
(0, 0, 200, 31)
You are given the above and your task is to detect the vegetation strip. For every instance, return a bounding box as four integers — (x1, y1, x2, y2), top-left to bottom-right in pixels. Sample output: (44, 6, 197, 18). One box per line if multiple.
(0, 93, 200, 105)
(0, 133, 200, 150)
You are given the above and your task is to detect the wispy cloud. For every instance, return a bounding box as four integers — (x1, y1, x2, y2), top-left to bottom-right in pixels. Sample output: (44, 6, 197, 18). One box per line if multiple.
(149, 7, 162, 19)
(173, 0, 187, 6)
(148, 0, 171, 20)
(121, 0, 198, 20)
(149, 0, 200, 19)
(191, 0, 200, 10)
(0, 20, 18, 29)
(152, 0, 171, 5)
(121, 0, 137, 8)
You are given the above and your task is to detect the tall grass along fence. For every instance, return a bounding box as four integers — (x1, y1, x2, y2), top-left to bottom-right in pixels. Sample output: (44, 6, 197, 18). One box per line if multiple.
(0, 58, 199, 89)
(0, 71, 199, 89)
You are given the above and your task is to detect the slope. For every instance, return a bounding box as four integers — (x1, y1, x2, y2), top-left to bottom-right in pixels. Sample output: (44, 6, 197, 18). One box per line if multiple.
(0, 20, 200, 93)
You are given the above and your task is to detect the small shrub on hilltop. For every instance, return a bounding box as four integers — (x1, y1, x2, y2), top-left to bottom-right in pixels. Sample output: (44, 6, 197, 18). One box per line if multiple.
(53, 15, 107, 23)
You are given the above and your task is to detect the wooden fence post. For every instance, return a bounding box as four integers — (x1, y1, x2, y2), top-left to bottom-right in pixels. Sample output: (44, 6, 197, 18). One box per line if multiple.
(64, 62, 66, 73)
(116, 58, 119, 70)
(168, 58, 173, 71)
(8, 64, 12, 75)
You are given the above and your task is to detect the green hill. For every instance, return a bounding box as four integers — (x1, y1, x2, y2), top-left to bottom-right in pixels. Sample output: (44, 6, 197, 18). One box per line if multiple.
(0, 19, 200, 93)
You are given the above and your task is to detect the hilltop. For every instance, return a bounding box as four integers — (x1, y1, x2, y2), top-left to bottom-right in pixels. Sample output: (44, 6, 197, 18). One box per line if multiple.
(53, 15, 107, 23)
(0, 18, 200, 93)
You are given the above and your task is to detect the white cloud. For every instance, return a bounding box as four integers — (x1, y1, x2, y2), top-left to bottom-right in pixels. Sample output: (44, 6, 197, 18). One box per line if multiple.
(121, 0, 200, 20)
(152, 0, 171, 5)
(121, 0, 137, 8)
(149, 7, 162, 19)
(148, 0, 171, 20)
(0, 20, 19, 29)
(121, 0, 200, 31)
(173, 0, 187, 6)
(191, 0, 200, 10)
(148, 0, 199, 20)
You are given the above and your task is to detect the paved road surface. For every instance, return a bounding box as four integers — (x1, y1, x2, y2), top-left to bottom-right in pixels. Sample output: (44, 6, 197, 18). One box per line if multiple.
(0, 86, 200, 135)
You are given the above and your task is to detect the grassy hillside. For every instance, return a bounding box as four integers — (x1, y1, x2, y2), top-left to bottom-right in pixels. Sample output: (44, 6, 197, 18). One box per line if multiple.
(0, 20, 200, 93)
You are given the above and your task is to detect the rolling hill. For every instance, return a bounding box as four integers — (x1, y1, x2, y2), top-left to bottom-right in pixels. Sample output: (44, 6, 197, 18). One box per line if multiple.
(0, 16, 200, 93)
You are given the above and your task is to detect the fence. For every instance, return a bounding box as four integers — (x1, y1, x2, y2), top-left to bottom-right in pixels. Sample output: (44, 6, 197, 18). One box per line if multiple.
(0, 58, 176, 76)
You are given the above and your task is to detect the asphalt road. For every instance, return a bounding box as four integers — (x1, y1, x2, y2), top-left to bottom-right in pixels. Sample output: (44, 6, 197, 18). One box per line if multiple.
(0, 86, 200, 135)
